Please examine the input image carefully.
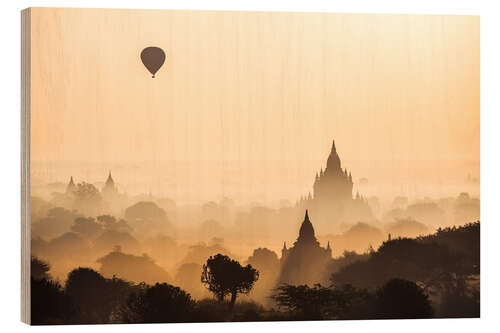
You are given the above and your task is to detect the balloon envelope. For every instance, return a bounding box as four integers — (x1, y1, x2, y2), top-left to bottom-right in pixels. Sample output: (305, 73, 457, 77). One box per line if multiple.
(140, 47, 166, 78)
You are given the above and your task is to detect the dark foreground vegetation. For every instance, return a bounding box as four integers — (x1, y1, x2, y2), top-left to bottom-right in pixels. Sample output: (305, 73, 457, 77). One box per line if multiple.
(31, 222, 479, 324)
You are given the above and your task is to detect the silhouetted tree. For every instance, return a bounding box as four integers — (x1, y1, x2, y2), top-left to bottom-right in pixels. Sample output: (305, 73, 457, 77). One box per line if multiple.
(247, 248, 279, 273)
(201, 254, 259, 308)
(332, 237, 458, 289)
(124, 201, 167, 222)
(329, 223, 479, 318)
(93, 229, 141, 255)
(405, 201, 444, 226)
(71, 217, 102, 239)
(454, 193, 480, 225)
(30, 196, 54, 221)
(246, 248, 280, 305)
(42, 232, 92, 267)
(374, 278, 433, 319)
(105, 276, 138, 323)
(97, 214, 133, 233)
(97, 250, 172, 284)
(421, 221, 480, 271)
(64, 268, 135, 324)
(31, 277, 72, 324)
(31, 207, 81, 240)
(271, 283, 373, 320)
(192, 298, 232, 322)
(199, 219, 224, 239)
(193, 298, 266, 322)
(271, 284, 336, 320)
(74, 182, 101, 200)
(323, 250, 369, 281)
(385, 217, 429, 238)
(329, 222, 385, 255)
(119, 283, 195, 323)
(65, 268, 110, 323)
(73, 182, 103, 216)
(31, 256, 51, 280)
(124, 201, 173, 237)
(439, 276, 479, 318)
(424, 269, 479, 318)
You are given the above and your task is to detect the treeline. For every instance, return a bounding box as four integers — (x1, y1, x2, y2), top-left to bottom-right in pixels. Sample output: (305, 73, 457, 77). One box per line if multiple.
(31, 254, 263, 324)
(31, 259, 434, 324)
(271, 279, 433, 320)
(31, 222, 480, 324)
(330, 222, 480, 317)
(270, 223, 480, 320)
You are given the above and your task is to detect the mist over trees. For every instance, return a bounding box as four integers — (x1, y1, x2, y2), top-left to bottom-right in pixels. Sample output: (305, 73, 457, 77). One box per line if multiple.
(30, 170, 480, 324)
(97, 249, 173, 284)
(30, 216, 480, 324)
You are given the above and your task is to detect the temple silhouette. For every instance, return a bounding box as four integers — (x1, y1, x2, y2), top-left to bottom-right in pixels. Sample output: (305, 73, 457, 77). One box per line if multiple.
(101, 171, 119, 198)
(279, 210, 332, 285)
(65, 176, 76, 194)
(297, 140, 373, 228)
(66, 171, 119, 197)
(64, 171, 123, 214)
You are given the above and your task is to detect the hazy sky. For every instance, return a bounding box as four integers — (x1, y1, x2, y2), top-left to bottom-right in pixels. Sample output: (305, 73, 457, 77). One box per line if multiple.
(30, 8, 479, 203)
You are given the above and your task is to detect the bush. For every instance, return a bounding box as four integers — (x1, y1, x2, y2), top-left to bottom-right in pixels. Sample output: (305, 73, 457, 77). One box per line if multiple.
(375, 278, 433, 319)
(119, 283, 195, 323)
(31, 277, 72, 324)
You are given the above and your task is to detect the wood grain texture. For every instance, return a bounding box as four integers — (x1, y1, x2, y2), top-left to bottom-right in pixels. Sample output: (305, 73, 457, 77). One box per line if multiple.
(22, 9, 479, 322)
(27, 8, 479, 204)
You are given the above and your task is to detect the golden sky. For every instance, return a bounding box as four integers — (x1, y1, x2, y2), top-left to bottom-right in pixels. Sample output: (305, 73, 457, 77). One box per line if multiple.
(30, 8, 479, 203)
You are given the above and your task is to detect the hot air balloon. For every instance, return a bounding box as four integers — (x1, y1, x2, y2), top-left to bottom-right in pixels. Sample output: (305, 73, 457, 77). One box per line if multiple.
(140, 47, 166, 78)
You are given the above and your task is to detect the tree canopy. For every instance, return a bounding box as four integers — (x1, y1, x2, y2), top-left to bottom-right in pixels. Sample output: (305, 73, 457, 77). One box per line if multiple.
(271, 283, 373, 320)
(201, 254, 259, 307)
(119, 283, 195, 323)
(375, 278, 433, 319)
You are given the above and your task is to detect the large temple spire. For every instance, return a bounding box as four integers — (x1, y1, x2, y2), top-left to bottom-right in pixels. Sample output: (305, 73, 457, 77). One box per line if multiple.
(326, 139, 342, 171)
(278, 209, 331, 286)
(296, 209, 318, 245)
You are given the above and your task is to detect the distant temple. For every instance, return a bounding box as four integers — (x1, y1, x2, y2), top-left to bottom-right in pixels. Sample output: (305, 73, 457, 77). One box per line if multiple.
(279, 210, 332, 285)
(297, 140, 372, 227)
(313, 140, 353, 202)
(64, 171, 120, 198)
(62, 172, 124, 215)
(101, 171, 118, 197)
(66, 176, 76, 194)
